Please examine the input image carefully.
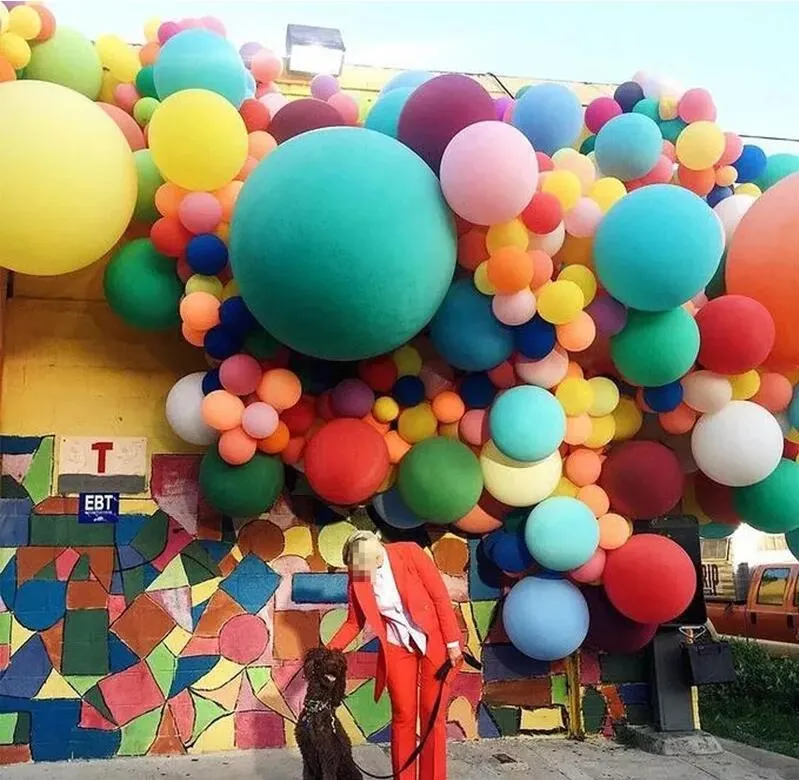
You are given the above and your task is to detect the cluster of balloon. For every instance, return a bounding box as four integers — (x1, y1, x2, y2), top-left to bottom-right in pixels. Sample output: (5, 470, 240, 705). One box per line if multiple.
(4, 4, 799, 665)
(0, 2, 56, 82)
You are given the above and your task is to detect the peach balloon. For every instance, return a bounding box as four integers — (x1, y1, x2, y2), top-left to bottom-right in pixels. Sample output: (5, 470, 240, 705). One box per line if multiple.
(384, 430, 411, 464)
(492, 289, 536, 326)
(215, 181, 243, 222)
(257, 369, 302, 411)
(659, 403, 697, 435)
(179, 291, 221, 331)
(598, 512, 632, 550)
(515, 347, 569, 388)
(459, 409, 488, 446)
(529, 249, 554, 289)
(565, 448, 602, 486)
(570, 548, 606, 583)
(155, 182, 187, 218)
(181, 323, 205, 347)
(202, 390, 245, 431)
(564, 413, 592, 445)
(218, 427, 257, 465)
(578, 484, 610, 517)
(248, 130, 277, 160)
(752, 372, 793, 412)
(97, 103, 146, 150)
(556, 311, 596, 352)
(432, 390, 466, 424)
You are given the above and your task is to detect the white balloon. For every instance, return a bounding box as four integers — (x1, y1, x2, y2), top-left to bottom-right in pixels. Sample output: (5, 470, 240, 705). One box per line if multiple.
(691, 401, 783, 487)
(528, 221, 565, 256)
(682, 371, 732, 414)
(713, 194, 754, 246)
(166, 372, 219, 446)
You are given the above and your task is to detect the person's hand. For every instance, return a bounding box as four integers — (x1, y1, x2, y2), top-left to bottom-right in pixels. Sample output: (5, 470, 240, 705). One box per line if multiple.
(447, 644, 463, 668)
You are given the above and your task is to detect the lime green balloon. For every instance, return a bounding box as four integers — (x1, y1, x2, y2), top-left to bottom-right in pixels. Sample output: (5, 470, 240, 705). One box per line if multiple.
(755, 153, 799, 191)
(611, 308, 699, 387)
(133, 96, 160, 126)
(133, 150, 164, 223)
(199, 448, 285, 516)
(24, 27, 102, 99)
(734, 459, 799, 534)
(104, 239, 182, 330)
(397, 437, 483, 524)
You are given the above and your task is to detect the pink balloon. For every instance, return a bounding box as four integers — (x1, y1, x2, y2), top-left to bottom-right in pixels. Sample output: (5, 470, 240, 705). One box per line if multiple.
(570, 548, 606, 584)
(718, 132, 743, 166)
(242, 402, 279, 438)
(179, 192, 223, 235)
(514, 347, 569, 388)
(678, 88, 717, 123)
(114, 84, 140, 114)
(584, 96, 622, 134)
(157, 21, 181, 44)
(259, 93, 289, 119)
(458, 409, 489, 446)
(627, 155, 673, 190)
(564, 197, 603, 237)
(98, 103, 145, 151)
(327, 92, 359, 125)
(440, 121, 538, 226)
(201, 16, 226, 36)
(492, 289, 537, 326)
(311, 74, 340, 101)
(219, 354, 263, 396)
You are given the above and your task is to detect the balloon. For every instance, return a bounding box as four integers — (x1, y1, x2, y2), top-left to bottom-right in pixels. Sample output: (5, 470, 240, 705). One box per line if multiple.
(199, 448, 284, 516)
(515, 347, 569, 389)
(483, 527, 533, 573)
(570, 548, 606, 583)
(678, 88, 716, 123)
(179, 192, 223, 234)
(732, 145, 767, 184)
(752, 372, 793, 413)
(643, 381, 683, 413)
(610, 308, 700, 387)
(489, 386, 565, 462)
(604, 534, 696, 624)
(133, 150, 164, 223)
(305, 419, 389, 506)
(598, 512, 632, 550)
(755, 153, 799, 191)
(331, 379, 375, 418)
(787, 527, 799, 560)
(154, 28, 247, 106)
(521, 192, 563, 234)
(682, 371, 732, 414)
(98, 102, 146, 151)
(148, 89, 248, 192)
(380, 70, 433, 95)
(241, 402, 279, 439)
(440, 121, 538, 226)
(594, 185, 723, 311)
(230, 128, 456, 361)
(397, 74, 495, 173)
(186, 234, 228, 275)
(257, 369, 302, 411)
(586, 294, 627, 337)
(480, 443, 562, 507)
(585, 96, 622, 133)
(525, 497, 599, 571)
(103, 239, 182, 330)
(0, 81, 136, 276)
(372, 486, 425, 529)
(24, 27, 102, 99)
(492, 289, 536, 326)
(537, 280, 584, 325)
(250, 49, 283, 83)
(594, 113, 662, 181)
(398, 437, 483, 524)
(365, 87, 413, 139)
(691, 401, 783, 487)
(565, 448, 602, 486)
(614, 81, 644, 112)
(310, 73, 340, 101)
(166, 373, 219, 446)
(511, 83, 582, 156)
(676, 121, 725, 170)
(583, 587, 657, 654)
(503, 577, 589, 660)
(514, 315, 557, 360)
(218, 427, 257, 465)
(713, 194, 754, 245)
(219, 354, 262, 395)
(599, 440, 683, 518)
(269, 98, 345, 144)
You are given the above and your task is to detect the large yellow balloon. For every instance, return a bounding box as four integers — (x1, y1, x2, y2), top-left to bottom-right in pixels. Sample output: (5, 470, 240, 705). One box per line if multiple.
(0, 80, 136, 276)
(148, 89, 248, 192)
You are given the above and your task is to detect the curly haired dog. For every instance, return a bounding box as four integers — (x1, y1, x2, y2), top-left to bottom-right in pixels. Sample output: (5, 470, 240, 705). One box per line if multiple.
(296, 647, 363, 780)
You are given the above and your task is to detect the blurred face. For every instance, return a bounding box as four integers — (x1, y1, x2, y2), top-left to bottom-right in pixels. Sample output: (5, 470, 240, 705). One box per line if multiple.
(348, 538, 384, 581)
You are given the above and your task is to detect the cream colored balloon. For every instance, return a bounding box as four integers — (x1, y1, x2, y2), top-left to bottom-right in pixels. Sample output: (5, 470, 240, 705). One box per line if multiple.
(480, 442, 562, 507)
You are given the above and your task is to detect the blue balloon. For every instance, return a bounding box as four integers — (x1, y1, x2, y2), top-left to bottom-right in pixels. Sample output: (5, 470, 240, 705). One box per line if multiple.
(154, 29, 248, 106)
(380, 70, 433, 95)
(186, 234, 229, 275)
(525, 497, 599, 571)
(373, 487, 425, 529)
(220, 296, 258, 336)
(366, 88, 413, 138)
(392, 375, 425, 407)
(511, 83, 582, 156)
(594, 184, 723, 311)
(614, 81, 644, 113)
(643, 381, 684, 413)
(503, 576, 589, 660)
(631, 98, 659, 122)
(483, 528, 533, 573)
(202, 369, 222, 395)
(595, 114, 662, 181)
(707, 185, 733, 208)
(204, 325, 242, 360)
(489, 386, 565, 461)
(788, 385, 799, 430)
(733, 145, 767, 184)
(430, 280, 514, 371)
(514, 315, 556, 359)
(460, 373, 497, 409)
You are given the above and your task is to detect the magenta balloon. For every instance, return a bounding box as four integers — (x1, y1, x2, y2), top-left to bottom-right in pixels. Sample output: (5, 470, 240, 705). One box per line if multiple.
(582, 586, 658, 654)
(495, 96, 513, 121)
(586, 294, 628, 337)
(268, 98, 345, 144)
(331, 378, 375, 418)
(311, 74, 340, 101)
(397, 74, 495, 173)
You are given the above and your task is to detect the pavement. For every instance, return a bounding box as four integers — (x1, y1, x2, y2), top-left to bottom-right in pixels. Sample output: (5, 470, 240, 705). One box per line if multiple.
(4, 737, 799, 780)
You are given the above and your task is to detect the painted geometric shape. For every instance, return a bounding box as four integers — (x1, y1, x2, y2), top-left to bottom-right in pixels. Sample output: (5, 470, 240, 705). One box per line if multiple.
(146, 557, 189, 592)
(34, 669, 80, 700)
(272, 610, 320, 661)
(80, 699, 117, 732)
(54, 548, 80, 581)
(118, 707, 162, 756)
(367, 723, 391, 745)
(317, 521, 356, 568)
(10, 615, 34, 654)
(190, 692, 228, 743)
(151, 454, 201, 537)
(66, 581, 108, 609)
(0, 435, 41, 455)
(291, 572, 348, 604)
(180, 635, 219, 657)
(115, 514, 148, 546)
(149, 587, 193, 633)
(600, 652, 647, 684)
(335, 704, 366, 746)
(235, 710, 285, 749)
(107, 634, 139, 675)
(477, 704, 501, 739)
(62, 609, 109, 677)
(0, 556, 16, 610)
(22, 436, 53, 504)
(0, 745, 31, 764)
(483, 679, 552, 708)
(29, 513, 115, 547)
(189, 712, 234, 754)
(0, 613, 9, 645)
(182, 547, 221, 588)
(0, 498, 32, 546)
(130, 511, 169, 563)
(152, 523, 192, 572)
(486, 705, 520, 737)
(219, 614, 269, 665)
(0, 713, 17, 745)
(111, 593, 176, 658)
(448, 695, 478, 740)
(343, 680, 391, 737)
(283, 526, 313, 557)
(98, 661, 165, 726)
(470, 601, 498, 642)
(163, 625, 193, 657)
(168, 655, 219, 699)
(236, 519, 285, 562)
(482, 643, 550, 683)
(0, 475, 28, 499)
(150, 705, 187, 755)
(197, 541, 233, 565)
(468, 538, 501, 600)
(2, 454, 33, 485)
(56, 436, 147, 495)
(192, 658, 242, 692)
(579, 649, 601, 685)
(198, 673, 242, 712)
(551, 674, 568, 706)
(519, 706, 565, 732)
(194, 588, 245, 637)
(219, 554, 280, 614)
(432, 535, 469, 576)
(0, 635, 51, 698)
(168, 689, 195, 745)
(146, 643, 178, 698)
(619, 682, 650, 706)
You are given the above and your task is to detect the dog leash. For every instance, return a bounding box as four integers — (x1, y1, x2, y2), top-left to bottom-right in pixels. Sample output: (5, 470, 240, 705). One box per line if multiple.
(351, 652, 482, 780)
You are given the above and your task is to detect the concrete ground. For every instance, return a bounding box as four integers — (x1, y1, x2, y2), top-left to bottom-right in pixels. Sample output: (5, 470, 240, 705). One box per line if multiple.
(4, 737, 799, 780)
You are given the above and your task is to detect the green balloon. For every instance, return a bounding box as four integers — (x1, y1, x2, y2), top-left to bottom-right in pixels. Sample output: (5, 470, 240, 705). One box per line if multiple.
(699, 522, 736, 540)
(397, 438, 483, 525)
(632, 98, 660, 122)
(705, 250, 726, 300)
(787, 527, 799, 560)
(734, 459, 799, 534)
(136, 65, 159, 99)
(243, 329, 280, 360)
(104, 239, 182, 330)
(199, 448, 285, 516)
(610, 308, 699, 387)
(659, 118, 687, 144)
(755, 153, 799, 191)
(579, 135, 596, 155)
(133, 150, 164, 223)
(25, 27, 103, 100)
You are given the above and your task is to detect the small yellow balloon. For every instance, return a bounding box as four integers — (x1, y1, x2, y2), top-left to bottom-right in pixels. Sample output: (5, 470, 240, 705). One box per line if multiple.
(185, 274, 224, 298)
(612, 397, 643, 440)
(0, 6, 8, 35)
(556, 377, 594, 416)
(729, 370, 761, 400)
(584, 414, 616, 448)
(221, 280, 240, 301)
(144, 16, 162, 43)
(715, 165, 737, 188)
(392, 345, 422, 376)
(536, 280, 585, 325)
(7, 5, 41, 40)
(99, 69, 121, 104)
(558, 265, 597, 305)
(474, 261, 497, 295)
(485, 218, 528, 253)
(587, 377, 620, 417)
(398, 403, 438, 444)
(676, 121, 725, 171)
(542, 169, 582, 210)
(552, 149, 596, 193)
(787, 427, 799, 445)
(735, 183, 761, 198)
(589, 177, 626, 212)
(373, 396, 400, 423)
(552, 476, 579, 498)
(0, 31, 30, 68)
(658, 96, 679, 121)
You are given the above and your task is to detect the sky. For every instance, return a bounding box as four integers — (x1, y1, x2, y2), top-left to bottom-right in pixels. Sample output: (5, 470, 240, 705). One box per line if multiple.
(50, 1, 799, 151)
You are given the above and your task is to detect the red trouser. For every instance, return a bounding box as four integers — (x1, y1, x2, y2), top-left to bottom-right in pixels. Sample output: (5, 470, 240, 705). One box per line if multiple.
(384, 642, 452, 780)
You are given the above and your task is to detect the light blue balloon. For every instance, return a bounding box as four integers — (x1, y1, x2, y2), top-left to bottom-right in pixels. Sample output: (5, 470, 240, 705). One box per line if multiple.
(429, 279, 514, 371)
(244, 70, 256, 97)
(365, 88, 413, 139)
(788, 385, 799, 429)
(154, 29, 248, 107)
(525, 497, 599, 571)
(503, 576, 589, 660)
(594, 184, 723, 311)
(372, 487, 425, 529)
(595, 113, 663, 181)
(489, 386, 565, 462)
(511, 83, 582, 156)
(380, 70, 433, 95)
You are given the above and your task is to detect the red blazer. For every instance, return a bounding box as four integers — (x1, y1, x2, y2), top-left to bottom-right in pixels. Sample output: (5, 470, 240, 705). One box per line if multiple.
(328, 542, 461, 701)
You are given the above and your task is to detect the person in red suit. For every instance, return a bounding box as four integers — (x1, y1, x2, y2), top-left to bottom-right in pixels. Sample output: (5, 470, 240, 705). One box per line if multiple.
(328, 530, 463, 780)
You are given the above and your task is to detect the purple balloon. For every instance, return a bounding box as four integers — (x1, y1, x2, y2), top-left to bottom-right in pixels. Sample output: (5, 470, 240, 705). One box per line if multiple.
(311, 74, 340, 101)
(586, 293, 628, 337)
(239, 41, 263, 67)
(331, 379, 375, 419)
(495, 96, 514, 121)
(397, 74, 495, 173)
(583, 586, 657, 654)
(268, 98, 345, 144)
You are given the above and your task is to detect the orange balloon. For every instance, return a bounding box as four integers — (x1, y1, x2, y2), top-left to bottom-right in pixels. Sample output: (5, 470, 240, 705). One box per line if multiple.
(215, 181, 243, 222)
(248, 130, 277, 160)
(486, 246, 534, 293)
(556, 311, 596, 352)
(218, 427, 257, 465)
(565, 361, 584, 379)
(236, 156, 259, 182)
(0, 59, 15, 83)
(384, 430, 411, 464)
(577, 484, 610, 517)
(179, 291, 220, 331)
(752, 372, 793, 412)
(282, 436, 306, 466)
(155, 182, 187, 218)
(659, 403, 697, 435)
(139, 41, 160, 66)
(564, 413, 592, 445)
(454, 491, 506, 534)
(202, 391, 244, 431)
(529, 249, 554, 290)
(677, 165, 715, 196)
(555, 234, 593, 268)
(257, 369, 302, 411)
(181, 322, 206, 347)
(259, 421, 290, 454)
(598, 512, 631, 550)
(431, 390, 466, 423)
(565, 448, 602, 487)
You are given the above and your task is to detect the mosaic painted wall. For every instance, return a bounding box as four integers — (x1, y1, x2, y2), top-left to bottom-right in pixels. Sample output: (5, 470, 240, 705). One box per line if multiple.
(0, 434, 649, 764)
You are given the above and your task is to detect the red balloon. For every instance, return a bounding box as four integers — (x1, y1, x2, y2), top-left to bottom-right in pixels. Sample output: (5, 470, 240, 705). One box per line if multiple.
(358, 356, 398, 393)
(604, 534, 697, 624)
(281, 395, 316, 436)
(521, 192, 563, 234)
(583, 586, 658, 654)
(695, 294, 775, 374)
(268, 98, 344, 145)
(98, 103, 146, 151)
(304, 419, 389, 505)
(150, 217, 191, 257)
(599, 441, 683, 519)
(693, 471, 740, 526)
(397, 74, 495, 173)
(239, 98, 271, 132)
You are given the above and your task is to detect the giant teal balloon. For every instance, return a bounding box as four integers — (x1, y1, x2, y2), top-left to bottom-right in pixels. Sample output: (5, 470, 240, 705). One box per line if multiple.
(525, 497, 599, 571)
(154, 29, 247, 107)
(365, 88, 413, 139)
(489, 385, 565, 462)
(595, 113, 662, 181)
(734, 459, 799, 534)
(380, 70, 433, 95)
(230, 127, 456, 360)
(787, 527, 799, 560)
(594, 184, 723, 311)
